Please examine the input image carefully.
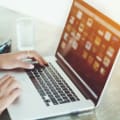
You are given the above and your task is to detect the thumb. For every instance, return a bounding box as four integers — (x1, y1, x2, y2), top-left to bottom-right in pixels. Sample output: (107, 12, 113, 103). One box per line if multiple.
(15, 61, 34, 69)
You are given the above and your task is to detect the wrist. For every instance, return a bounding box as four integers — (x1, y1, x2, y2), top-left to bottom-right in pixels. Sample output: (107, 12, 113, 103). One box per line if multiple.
(0, 56, 5, 70)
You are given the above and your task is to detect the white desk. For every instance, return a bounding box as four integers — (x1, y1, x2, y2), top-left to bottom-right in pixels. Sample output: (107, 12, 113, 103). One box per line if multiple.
(0, 7, 120, 120)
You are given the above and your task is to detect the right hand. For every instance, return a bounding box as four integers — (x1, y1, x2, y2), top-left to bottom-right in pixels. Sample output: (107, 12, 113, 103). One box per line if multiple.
(0, 74, 21, 114)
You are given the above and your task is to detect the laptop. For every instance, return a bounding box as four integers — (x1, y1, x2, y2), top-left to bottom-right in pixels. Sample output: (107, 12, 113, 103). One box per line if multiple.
(1, 0, 120, 119)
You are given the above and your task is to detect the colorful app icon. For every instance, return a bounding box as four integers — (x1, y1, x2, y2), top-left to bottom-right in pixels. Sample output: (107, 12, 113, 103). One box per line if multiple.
(71, 30, 76, 37)
(69, 16, 75, 24)
(72, 40, 78, 50)
(85, 41, 92, 51)
(82, 50, 88, 59)
(86, 18, 93, 27)
(76, 10, 83, 19)
(64, 32, 69, 41)
(93, 60, 100, 72)
(103, 56, 111, 67)
(96, 56, 102, 62)
(100, 67, 106, 76)
(61, 42, 66, 49)
(66, 24, 72, 32)
(106, 46, 115, 57)
(78, 23, 84, 32)
(104, 31, 112, 41)
(76, 32, 81, 41)
(88, 55, 94, 65)
(94, 36, 101, 46)
(98, 29, 104, 36)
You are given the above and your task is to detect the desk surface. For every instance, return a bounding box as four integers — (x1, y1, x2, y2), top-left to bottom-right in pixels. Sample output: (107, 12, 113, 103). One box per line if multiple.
(0, 7, 120, 120)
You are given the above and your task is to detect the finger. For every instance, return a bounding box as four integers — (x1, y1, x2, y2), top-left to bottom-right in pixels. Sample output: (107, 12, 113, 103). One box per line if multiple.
(0, 76, 14, 92)
(0, 74, 12, 86)
(36, 55, 48, 65)
(6, 79, 21, 96)
(27, 51, 48, 65)
(0, 88, 21, 112)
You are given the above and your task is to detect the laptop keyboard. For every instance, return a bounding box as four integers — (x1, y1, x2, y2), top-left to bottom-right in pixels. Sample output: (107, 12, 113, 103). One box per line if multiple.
(26, 63, 80, 106)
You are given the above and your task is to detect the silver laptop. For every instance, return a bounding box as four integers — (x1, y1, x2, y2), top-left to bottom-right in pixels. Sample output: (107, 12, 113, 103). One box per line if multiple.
(1, 0, 120, 120)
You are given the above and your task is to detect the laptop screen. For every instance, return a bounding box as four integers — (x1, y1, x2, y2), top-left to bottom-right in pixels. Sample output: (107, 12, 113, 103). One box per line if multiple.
(56, 0, 120, 101)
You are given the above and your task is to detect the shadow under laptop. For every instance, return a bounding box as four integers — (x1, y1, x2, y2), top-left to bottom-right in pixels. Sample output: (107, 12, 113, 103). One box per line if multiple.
(0, 109, 99, 120)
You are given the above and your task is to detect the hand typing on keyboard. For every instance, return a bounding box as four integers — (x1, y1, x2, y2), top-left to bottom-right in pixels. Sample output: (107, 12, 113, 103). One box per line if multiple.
(0, 50, 48, 70)
(0, 50, 47, 114)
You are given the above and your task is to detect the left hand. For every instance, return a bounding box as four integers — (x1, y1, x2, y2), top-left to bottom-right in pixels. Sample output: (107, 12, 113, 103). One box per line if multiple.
(0, 74, 21, 114)
(0, 50, 47, 70)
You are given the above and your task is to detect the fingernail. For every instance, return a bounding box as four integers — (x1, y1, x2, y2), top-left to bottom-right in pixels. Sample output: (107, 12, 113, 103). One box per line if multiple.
(28, 64, 34, 69)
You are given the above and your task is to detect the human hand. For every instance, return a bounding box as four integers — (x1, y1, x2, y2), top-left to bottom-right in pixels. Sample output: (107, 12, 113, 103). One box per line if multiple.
(0, 74, 21, 114)
(0, 50, 47, 70)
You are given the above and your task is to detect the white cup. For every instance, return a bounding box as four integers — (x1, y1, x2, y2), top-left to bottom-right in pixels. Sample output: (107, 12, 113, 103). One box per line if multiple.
(16, 17, 35, 51)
